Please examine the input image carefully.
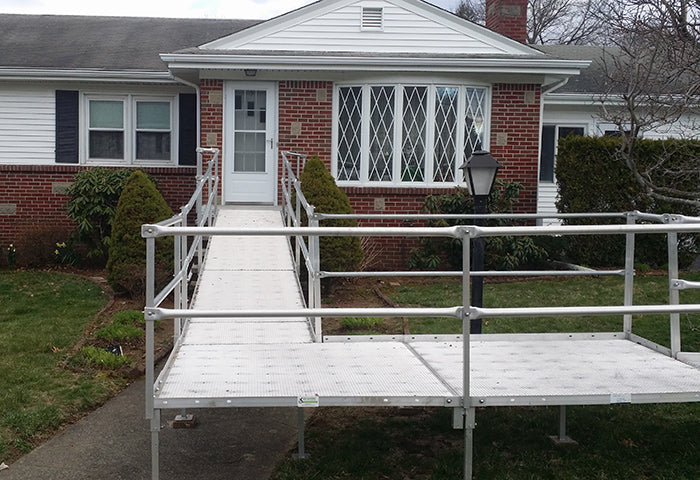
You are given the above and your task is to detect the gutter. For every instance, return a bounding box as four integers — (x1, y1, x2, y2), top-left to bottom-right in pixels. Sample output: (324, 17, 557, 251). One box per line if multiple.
(160, 53, 591, 75)
(0, 68, 175, 83)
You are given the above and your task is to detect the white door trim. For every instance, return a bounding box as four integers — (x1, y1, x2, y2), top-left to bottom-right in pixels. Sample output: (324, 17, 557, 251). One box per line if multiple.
(222, 81, 278, 204)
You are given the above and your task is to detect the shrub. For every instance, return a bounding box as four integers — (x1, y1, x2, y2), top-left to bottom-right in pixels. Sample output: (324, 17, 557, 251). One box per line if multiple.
(65, 168, 152, 264)
(408, 181, 546, 270)
(106, 171, 174, 297)
(556, 136, 699, 267)
(299, 156, 364, 282)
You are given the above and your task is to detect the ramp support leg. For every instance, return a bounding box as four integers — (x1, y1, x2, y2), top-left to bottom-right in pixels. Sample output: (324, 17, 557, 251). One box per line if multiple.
(293, 408, 308, 459)
(549, 406, 577, 446)
(151, 409, 161, 480)
(463, 407, 475, 480)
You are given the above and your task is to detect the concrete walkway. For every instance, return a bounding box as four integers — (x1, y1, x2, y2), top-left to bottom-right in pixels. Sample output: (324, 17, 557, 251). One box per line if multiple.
(0, 376, 298, 480)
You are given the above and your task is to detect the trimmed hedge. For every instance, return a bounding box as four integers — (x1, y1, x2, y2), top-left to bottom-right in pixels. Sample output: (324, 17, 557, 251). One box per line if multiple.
(556, 136, 699, 267)
(106, 171, 174, 297)
(299, 156, 363, 279)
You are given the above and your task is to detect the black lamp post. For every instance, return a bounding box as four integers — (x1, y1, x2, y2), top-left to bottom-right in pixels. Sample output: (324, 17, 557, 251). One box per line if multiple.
(459, 150, 502, 334)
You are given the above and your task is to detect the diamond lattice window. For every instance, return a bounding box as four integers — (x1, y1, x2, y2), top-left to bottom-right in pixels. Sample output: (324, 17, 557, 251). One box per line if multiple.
(401, 86, 427, 182)
(336, 86, 363, 181)
(334, 84, 488, 186)
(464, 87, 486, 160)
(369, 86, 395, 182)
(433, 87, 458, 183)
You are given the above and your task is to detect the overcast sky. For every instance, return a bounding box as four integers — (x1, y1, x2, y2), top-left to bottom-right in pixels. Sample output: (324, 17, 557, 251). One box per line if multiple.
(0, 0, 460, 19)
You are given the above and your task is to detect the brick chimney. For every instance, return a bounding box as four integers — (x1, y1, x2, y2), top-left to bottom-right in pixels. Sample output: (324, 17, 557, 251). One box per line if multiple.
(485, 0, 528, 44)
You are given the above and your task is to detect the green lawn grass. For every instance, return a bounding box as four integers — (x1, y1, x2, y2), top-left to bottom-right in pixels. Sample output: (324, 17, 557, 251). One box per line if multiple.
(0, 270, 122, 462)
(389, 273, 700, 351)
(274, 274, 700, 480)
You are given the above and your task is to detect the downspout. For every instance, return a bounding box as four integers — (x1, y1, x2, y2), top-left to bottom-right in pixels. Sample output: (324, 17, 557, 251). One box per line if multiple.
(543, 77, 569, 95)
(170, 73, 202, 179)
(536, 77, 569, 224)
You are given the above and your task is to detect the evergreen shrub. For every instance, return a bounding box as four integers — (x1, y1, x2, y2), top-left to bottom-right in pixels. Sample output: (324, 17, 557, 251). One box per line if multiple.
(408, 181, 546, 270)
(106, 171, 174, 297)
(556, 136, 699, 267)
(298, 156, 363, 282)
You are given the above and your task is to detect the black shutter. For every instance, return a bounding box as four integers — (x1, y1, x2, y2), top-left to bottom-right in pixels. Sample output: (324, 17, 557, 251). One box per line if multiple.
(55, 90, 79, 164)
(178, 93, 197, 166)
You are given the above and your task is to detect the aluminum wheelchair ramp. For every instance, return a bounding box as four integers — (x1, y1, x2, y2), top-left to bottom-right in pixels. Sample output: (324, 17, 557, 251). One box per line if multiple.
(176, 207, 313, 346)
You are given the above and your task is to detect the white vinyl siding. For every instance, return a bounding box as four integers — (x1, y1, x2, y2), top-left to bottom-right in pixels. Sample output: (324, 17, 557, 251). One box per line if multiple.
(210, 1, 512, 55)
(0, 87, 55, 164)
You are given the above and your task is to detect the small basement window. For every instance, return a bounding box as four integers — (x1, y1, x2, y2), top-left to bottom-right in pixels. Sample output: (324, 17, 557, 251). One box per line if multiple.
(361, 7, 383, 30)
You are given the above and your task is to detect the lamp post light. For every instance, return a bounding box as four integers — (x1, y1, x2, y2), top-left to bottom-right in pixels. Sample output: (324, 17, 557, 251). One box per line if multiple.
(459, 150, 502, 334)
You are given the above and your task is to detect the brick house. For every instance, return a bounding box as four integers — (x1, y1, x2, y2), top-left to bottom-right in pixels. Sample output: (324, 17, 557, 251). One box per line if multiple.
(0, 0, 589, 267)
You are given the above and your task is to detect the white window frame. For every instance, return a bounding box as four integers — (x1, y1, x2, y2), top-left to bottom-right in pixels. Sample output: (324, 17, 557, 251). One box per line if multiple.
(539, 123, 587, 183)
(332, 83, 491, 187)
(82, 94, 178, 166)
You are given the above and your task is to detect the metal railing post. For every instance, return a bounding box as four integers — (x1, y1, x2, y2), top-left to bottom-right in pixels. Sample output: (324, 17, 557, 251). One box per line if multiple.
(667, 229, 681, 357)
(173, 218, 182, 342)
(623, 212, 636, 334)
(144, 235, 156, 420)
(181, 209, 189, 311)
(294, 180, 302, 276)
(310, 211, 321, 341)
(461, 228, 474, 480)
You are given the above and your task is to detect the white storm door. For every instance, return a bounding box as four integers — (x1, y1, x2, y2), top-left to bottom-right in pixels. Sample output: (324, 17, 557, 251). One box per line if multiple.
(224, 82, 277, 203)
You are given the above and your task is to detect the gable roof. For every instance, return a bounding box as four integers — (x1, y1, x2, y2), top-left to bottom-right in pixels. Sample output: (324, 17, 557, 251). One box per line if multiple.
(200, 0, 536, 56)
(0, 14, 259, 79)
(161, 0, 587, 79)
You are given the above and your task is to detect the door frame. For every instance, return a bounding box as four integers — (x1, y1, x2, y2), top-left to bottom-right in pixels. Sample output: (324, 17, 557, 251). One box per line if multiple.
(222, 81, 278, 204)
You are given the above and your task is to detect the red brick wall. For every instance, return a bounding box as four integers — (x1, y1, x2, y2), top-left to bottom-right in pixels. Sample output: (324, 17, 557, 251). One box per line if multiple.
(485, 0, 528, 43)
(489, 83, 541, 213)
(0, 165, 196, 248)
(200, 79, 224, 198)
(277, 80, 334, 205)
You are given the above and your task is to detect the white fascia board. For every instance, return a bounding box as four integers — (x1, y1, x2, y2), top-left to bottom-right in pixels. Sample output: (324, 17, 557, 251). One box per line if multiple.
(543, 93, 628, 106)
(161, 53, 589, 76)
(201, 0, 539, 57)
(0, 68, 175, 83)
(544, 93, 598, 105)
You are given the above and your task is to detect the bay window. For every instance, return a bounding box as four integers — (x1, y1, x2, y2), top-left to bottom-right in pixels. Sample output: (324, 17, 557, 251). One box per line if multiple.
(85, 95, 174, 164)
(334, 84, 488, 186)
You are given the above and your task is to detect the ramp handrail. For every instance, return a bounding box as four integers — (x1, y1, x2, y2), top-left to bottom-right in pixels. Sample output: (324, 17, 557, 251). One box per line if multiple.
(143, 147, 219, 422)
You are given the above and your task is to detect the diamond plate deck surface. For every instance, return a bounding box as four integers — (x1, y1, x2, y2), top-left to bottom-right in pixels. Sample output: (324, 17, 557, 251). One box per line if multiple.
(156, 207, 700, 409)
(157, 343, 455, 404)
(411, 337, 700, 405)
(185, 207, 311, 345)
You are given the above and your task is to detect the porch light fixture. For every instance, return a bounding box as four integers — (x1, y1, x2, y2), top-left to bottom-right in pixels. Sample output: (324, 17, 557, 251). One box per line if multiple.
(459, 150, 502, 198)
(244, 69, 257, 77)
(459, 150, 502, 334)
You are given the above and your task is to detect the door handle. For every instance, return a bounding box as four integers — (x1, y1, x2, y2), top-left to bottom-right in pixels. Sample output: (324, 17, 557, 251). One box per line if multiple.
(268, 138, 275, 149)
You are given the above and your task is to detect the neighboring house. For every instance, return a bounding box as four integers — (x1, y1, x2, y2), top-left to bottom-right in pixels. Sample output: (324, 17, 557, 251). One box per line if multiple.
(0, 0, 592, 267)
(536, 44, 700, 219)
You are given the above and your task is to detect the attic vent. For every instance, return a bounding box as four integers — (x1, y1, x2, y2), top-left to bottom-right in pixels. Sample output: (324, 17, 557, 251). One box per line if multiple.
(361, 7, 383, 30)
